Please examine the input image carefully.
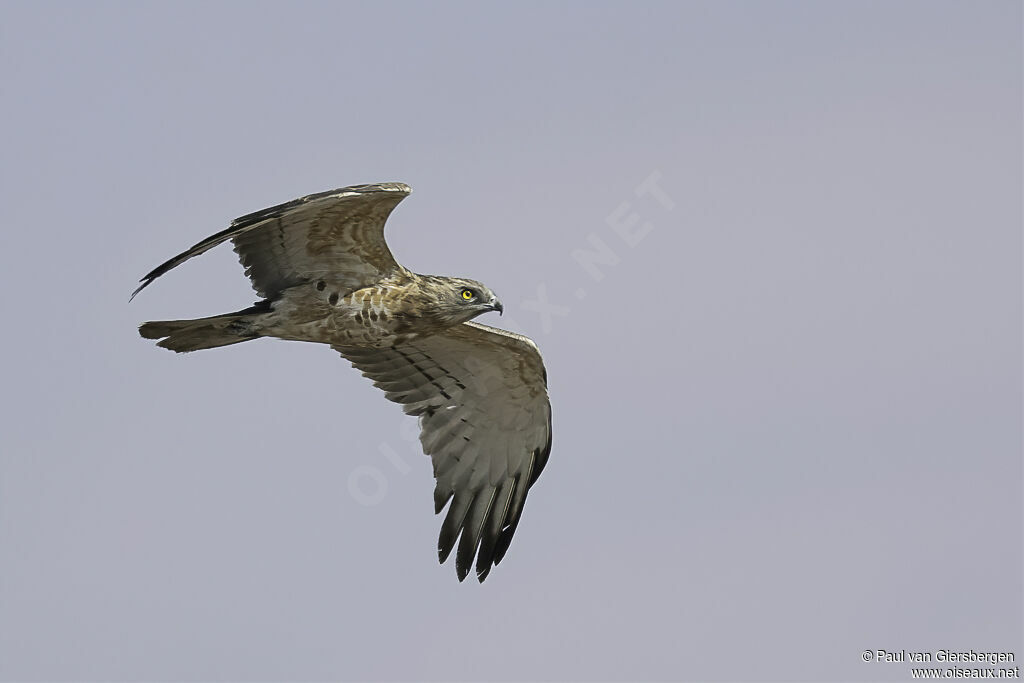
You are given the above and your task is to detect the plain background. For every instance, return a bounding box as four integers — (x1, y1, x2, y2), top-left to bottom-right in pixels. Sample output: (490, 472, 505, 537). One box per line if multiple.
(1, 2, 1020, 681)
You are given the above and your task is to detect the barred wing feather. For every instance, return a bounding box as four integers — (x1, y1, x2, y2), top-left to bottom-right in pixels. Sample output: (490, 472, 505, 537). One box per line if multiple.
(132, 183, 411, 299)
(336, 321, 551, 582)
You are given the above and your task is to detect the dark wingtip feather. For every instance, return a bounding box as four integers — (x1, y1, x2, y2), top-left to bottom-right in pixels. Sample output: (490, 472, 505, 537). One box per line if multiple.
(492, 518, 520, 565)
(129, 281, 148, 302)
(455, 490, 496, 582)
(434, 487, 453, 515)
(491, 450, 539, 565)
(437, 493, 471, 564)
(474, 479, 514, 581)
(438, 533, 457, 565)
(456, 558, 471, 582)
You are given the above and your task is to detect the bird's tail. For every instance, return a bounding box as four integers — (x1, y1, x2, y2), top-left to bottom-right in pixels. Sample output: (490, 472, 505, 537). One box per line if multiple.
(139, 304, 269, 353)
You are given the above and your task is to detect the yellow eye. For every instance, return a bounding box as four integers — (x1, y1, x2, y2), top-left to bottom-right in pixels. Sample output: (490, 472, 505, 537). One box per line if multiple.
(461, 289, 474, 300)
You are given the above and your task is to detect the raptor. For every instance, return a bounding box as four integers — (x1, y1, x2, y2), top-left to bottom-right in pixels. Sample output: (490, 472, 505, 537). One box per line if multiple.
(133, 183, 551, 582)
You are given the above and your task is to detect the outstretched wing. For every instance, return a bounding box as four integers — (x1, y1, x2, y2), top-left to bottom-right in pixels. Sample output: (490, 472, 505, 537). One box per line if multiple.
(132, 182, 412, 299)
(337, 321, 552, 582)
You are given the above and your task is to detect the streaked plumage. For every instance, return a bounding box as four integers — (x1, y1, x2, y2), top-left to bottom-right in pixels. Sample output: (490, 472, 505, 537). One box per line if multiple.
(134, 183, 551, 582)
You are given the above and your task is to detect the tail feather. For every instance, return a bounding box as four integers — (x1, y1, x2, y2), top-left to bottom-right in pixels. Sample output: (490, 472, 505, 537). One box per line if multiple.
(139, 305, 267, 353)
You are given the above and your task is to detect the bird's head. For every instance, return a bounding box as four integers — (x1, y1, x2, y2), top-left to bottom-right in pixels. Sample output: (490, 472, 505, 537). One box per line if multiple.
(426, 276, 503, 325)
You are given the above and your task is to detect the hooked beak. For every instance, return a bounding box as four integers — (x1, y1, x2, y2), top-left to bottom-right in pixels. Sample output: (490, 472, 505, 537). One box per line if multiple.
(489, 298, 504, 316)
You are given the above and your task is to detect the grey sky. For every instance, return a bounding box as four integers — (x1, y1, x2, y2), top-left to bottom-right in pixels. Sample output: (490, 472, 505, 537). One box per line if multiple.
(1, 2, 1020, 681)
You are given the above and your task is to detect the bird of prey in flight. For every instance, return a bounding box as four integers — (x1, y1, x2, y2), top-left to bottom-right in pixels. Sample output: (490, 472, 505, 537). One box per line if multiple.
(133, 183, 551, 582)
